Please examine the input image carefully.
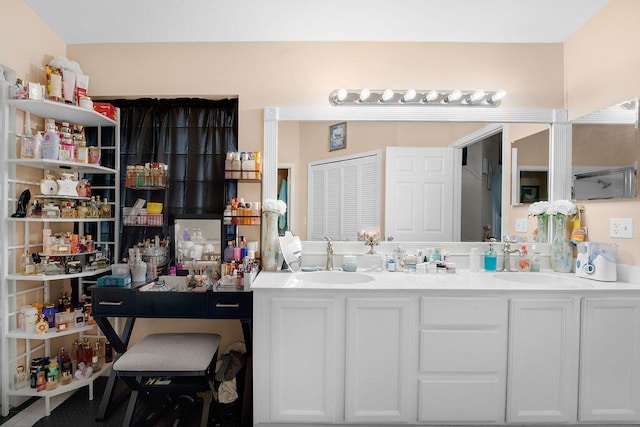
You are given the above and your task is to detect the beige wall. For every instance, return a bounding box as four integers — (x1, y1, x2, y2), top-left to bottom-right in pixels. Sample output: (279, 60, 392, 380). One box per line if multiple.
(564, 0, 640, 266)
(2, 0, 640, 348)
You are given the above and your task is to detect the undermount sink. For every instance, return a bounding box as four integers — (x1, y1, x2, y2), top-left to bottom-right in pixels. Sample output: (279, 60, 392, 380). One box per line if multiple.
(492, 272, 581, 287)
(295, 270, 375, 284)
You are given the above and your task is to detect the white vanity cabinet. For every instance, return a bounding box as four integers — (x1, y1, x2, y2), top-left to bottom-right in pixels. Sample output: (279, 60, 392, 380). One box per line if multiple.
(255, 294, 340, 423)
(507, 298, 580, 423)
(579, 297, 640, 422)
(418, 297, 508, 423)
(345, 297, 414, 423)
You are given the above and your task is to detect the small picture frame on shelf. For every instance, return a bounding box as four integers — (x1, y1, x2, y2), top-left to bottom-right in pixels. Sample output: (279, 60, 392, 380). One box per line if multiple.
(329, 122, 347, 151)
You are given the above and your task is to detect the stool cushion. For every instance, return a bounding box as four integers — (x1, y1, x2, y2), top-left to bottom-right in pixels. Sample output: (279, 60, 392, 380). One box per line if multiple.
(114, 333, 221, 376)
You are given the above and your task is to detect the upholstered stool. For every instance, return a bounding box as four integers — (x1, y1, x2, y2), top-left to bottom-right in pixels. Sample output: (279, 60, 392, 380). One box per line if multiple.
(113, 332, 221, 427)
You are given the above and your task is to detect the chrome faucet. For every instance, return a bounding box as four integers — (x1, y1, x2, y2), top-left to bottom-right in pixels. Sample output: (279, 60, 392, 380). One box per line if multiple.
(324, 236, 334, 271)
(501, 236, 523, 272)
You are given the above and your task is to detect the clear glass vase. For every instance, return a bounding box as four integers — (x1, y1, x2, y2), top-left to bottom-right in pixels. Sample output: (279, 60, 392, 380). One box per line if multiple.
(534, 215, 549, 243)
(550, 215, 573, 272)
(261, 211, 281, 271)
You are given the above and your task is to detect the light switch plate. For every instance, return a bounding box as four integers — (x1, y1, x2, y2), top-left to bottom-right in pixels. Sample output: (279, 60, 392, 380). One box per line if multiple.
(515, 218, 528, 233)
(610, 218, 634, 238)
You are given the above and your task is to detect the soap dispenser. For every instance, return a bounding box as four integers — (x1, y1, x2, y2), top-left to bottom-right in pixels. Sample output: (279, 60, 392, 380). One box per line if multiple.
(484, 243, 497, 271)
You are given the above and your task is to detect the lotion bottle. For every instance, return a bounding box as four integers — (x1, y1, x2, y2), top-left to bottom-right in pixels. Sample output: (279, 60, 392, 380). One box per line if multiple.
(42, 119, 60, 160)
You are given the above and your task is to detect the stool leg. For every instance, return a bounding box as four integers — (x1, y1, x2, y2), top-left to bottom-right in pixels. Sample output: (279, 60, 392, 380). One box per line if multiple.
(200, 390, 212, 427)
(121, 389, 138, 427)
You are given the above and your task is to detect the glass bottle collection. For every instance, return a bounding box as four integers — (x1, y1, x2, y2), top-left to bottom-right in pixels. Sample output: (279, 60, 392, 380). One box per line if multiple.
(16, 337, 112, 391)
(125, 162, 169, 188)
(224, 151, 262, 179)
(30, 194, 111, 220)
(19, 119, 100, 165)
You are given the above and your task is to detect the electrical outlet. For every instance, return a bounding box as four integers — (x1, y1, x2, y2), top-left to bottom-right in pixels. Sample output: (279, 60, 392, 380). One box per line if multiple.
(610, 218, 634, 238)
(515, 218, 528, 233)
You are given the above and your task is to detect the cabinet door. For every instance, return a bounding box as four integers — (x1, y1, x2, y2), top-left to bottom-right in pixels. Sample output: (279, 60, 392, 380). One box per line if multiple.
(345, 297, 413, 423)
(580, 298, 640, 422)
(269, 297, 338, 423)
(507, 298, 580, 423)
(418, 297, 508, 423)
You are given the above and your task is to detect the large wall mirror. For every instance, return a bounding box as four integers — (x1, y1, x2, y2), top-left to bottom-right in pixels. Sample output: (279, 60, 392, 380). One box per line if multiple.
(570, 98, 639, 200)
(263, 106, 569, 242)
(511, 125, 550, 205)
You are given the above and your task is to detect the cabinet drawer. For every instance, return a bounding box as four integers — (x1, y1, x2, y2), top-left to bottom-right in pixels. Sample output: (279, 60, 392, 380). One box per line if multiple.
(136, 292, 207, 317)
(91, 287, 135, 316)
(421, 297, 505, 326)
(209, 292, 252, 319)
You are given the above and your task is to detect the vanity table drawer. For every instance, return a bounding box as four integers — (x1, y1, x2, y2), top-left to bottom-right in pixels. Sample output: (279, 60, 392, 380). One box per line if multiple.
(136, 292, 207, 317)
(209, 292, 252, 319)
(91, 287, 135, 316)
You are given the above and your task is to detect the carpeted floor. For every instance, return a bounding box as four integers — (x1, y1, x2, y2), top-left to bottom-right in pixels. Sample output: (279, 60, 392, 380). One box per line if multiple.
(31, 377, 242, 427)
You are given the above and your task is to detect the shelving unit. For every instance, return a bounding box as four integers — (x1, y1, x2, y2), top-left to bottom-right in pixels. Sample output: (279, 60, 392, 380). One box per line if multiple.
(0, 67, 120, 417)
(121, 176, 169, 272)
(223, 171, 262, 260)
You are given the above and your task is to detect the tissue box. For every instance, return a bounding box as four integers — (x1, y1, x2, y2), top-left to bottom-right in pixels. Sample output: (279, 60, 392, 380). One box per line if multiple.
(575, 242, 617, 282)
(97, 274, 132, 287)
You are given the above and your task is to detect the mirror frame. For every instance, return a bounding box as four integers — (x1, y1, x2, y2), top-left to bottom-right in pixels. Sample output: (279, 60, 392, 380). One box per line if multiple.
(263, 105, 571, 241)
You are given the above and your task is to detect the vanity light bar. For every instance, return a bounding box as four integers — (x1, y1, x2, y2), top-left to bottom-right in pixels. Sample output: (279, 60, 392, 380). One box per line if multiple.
(329, 88, 506, 107)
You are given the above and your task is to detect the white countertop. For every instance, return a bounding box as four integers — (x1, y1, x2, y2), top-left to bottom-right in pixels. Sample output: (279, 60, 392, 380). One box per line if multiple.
(251, 269, 640, 292)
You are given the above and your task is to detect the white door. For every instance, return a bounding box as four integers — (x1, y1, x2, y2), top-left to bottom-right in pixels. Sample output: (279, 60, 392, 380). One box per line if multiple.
(385, 147, 455, 241)
(580, 298, 640, 422)
(507, 298, 580, 423)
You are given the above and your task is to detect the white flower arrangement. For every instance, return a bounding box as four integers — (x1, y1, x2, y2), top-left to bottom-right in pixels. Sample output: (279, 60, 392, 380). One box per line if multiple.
(528, 200, 576, 217)
(546, 199, 577, 217)
(528, 201, 551, 217)
(262, 199, 287, 216)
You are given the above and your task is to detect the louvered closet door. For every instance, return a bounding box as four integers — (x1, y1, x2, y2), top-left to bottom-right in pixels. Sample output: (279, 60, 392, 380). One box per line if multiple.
(308, 152, 380, 241)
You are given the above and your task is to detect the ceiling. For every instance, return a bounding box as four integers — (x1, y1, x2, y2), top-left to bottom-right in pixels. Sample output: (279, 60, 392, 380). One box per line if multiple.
(25, 0, 609, 45)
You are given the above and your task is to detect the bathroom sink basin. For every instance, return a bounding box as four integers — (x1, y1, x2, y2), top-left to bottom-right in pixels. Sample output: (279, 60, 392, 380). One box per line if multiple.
(492, 272, 582, 287)
(295, 271, 375, 285)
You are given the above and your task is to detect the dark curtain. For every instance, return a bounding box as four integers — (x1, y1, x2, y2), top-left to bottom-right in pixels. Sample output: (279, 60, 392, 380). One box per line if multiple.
(105, 98, 238, 260)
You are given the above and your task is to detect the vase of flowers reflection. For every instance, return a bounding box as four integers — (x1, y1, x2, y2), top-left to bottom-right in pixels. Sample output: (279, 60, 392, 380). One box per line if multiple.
(547, 200, 577, 273)
(261, 199, 287, 271)
(528, 201, 550, 243)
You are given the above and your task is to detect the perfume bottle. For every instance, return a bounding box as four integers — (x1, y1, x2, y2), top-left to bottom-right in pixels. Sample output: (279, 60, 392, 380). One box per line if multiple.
(14, 365, 27, 390)
(20, 249, 35, 275)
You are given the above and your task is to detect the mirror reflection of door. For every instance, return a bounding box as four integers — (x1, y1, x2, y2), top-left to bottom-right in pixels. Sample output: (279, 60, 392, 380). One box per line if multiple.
(460, 132, 502, 242)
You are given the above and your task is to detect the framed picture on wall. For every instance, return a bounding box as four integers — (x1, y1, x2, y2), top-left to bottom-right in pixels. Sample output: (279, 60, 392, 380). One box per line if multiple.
(520, 185, 540, 203)
(329, 122, 347, 151)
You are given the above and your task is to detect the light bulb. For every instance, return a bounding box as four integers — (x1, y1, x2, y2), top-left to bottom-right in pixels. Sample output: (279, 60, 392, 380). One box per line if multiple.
(336, 88, 348, 102)
(491, 89, 507, 103)
(401, 89, 416, 102)
(445, 90, 462, 103)
(381, 89, 394, 102)
(425, 90, 439, 102)
(358, 88, 371, 102)
(469, 90, 485, 102)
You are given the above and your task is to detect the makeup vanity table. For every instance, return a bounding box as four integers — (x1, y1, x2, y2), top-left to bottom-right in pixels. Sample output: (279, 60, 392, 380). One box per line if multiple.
(90, 283, 253, 424)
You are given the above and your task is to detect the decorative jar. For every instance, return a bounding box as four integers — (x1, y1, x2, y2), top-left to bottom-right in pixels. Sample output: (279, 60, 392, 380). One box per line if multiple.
(535, 215, 549, 243)
(261, 211, 281, 271)
(550, 215, 573, 272)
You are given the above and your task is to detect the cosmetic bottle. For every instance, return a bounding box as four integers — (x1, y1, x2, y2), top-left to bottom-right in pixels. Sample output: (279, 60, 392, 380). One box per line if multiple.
(517, 245, 531, 272)
(484, 243, 497, 271)
(41, 119, 60, 160)
(14, 366, 27, 390)
(530, 244, 541, 272)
